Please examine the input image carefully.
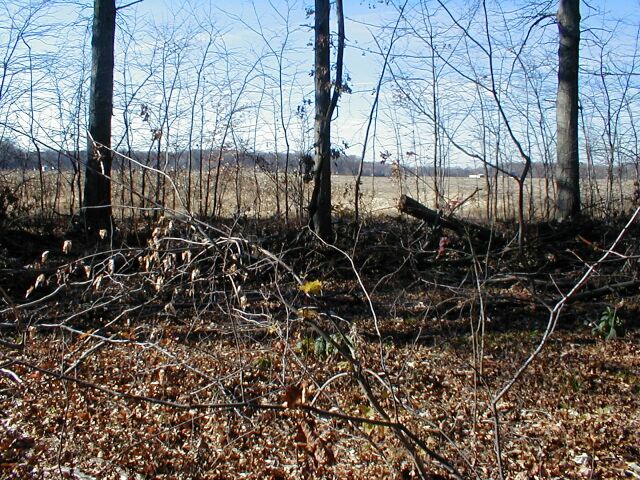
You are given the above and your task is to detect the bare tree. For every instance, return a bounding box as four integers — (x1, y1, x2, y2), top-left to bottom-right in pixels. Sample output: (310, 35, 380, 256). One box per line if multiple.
(555, 0, 580, 219)
(84, 0, 116, 232)
(309, 0, 344, 240)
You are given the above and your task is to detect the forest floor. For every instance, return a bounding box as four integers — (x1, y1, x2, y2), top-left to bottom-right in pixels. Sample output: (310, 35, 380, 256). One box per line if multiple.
(0, 212, 639, 479)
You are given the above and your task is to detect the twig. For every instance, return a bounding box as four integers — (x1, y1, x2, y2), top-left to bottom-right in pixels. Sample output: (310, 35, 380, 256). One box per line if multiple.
(63, 338, 110, 375)
(308, 229, 463, 480)
(11, 356, 464, 479)
(116, 0, 144, 11)
(490, 206, 640, 475)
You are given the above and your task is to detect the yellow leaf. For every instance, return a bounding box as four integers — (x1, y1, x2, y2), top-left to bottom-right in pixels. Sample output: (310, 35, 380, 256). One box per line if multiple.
(337, 361, 351, 371)
(299, 280, 323, 295)
(363, 421, 376, 435)
(297, 307, 318, 319)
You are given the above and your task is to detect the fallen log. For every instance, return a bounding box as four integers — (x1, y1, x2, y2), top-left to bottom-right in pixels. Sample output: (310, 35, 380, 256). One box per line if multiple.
(398, 195, 494, 241)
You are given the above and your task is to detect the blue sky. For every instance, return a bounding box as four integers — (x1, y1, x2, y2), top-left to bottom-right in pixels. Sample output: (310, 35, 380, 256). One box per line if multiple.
(2, 0, 639, 169)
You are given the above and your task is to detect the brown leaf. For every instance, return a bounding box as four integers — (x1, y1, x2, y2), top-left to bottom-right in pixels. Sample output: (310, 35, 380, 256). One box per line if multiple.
(282, 385, 305, 407)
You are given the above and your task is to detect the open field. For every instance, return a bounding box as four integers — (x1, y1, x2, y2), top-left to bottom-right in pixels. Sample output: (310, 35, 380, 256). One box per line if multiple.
(1, 168, 637, 226)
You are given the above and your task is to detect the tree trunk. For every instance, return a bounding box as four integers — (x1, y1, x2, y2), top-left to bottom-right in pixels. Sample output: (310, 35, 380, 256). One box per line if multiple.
(556, 0, 580, 219)
(398, 195, 493, 241)
(308, 0, 333, 240)
(84, 0, 116, 232)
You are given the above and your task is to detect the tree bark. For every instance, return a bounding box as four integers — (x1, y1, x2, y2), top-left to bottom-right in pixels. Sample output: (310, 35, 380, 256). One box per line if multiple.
(556, 0, 580, 219)
(308, 0, 333, 240)
(84, 0, 116, 232)
(398, 195, 493, 241)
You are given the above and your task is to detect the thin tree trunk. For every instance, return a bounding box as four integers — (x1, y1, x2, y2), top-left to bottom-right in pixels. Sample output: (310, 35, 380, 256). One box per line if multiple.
(308, 0, 334, 240)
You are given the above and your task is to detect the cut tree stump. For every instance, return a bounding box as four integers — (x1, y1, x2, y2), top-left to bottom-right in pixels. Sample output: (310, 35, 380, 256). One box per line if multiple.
(398, 195, 494, 241)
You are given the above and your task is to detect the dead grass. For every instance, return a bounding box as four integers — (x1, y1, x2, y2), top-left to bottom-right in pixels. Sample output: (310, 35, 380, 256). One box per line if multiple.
(0, 168, 636, 228)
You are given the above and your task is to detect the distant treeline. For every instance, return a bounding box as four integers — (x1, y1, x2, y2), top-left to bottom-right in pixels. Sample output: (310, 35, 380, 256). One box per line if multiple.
(0, 139, 636, 179)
